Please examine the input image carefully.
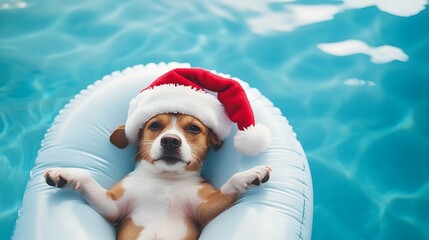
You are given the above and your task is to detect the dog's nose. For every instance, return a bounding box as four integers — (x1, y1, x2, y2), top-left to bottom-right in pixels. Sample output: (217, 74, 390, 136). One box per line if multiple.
(161, 134, 182, 149)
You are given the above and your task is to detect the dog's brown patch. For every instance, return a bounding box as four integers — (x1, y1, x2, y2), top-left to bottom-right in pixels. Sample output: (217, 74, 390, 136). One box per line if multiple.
(117, 217, 144, 240)
(208, 129, 223, 150)
(106, 181, 125, 201)
(198, 181, 216, 200)
(175, 115, 210, 171)
(184, 217, 200, 240)
(197, 182, 237, 227)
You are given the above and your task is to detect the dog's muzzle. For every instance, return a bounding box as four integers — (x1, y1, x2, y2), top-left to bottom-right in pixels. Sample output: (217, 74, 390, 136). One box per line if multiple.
(157, 134, 185, 165)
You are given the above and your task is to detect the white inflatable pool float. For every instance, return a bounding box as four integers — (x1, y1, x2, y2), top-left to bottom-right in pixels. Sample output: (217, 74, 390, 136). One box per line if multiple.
(12, 62, 313, 240)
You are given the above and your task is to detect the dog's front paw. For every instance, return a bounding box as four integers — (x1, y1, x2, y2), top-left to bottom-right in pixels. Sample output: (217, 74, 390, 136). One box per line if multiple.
(44, 168, 90, 191)
(221, 166, 271, 194)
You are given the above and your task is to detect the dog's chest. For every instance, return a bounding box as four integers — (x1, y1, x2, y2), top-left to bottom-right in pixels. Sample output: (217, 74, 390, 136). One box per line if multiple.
(121, 173, 201, 222)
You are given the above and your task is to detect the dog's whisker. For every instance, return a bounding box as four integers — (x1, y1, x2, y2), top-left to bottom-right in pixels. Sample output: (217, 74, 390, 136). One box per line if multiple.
(189, 144, 208, 154)
(138, 140, 154, 145)
(190, 152, 204, 168)
(135, 143, 152, 161)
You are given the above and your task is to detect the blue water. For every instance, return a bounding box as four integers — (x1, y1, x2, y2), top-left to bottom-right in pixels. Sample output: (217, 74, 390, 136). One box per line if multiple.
(1, 0, 428, 239)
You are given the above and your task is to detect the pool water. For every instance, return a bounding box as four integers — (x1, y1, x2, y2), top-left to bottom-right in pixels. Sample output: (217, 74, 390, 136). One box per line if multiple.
(1, 0, 428, 239)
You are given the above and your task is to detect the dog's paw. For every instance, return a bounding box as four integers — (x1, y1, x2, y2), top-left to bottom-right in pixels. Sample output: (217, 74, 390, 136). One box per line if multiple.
(251, 169, 270, 186)
(221, 166, 271, 194)
(44, 168, 90, 191)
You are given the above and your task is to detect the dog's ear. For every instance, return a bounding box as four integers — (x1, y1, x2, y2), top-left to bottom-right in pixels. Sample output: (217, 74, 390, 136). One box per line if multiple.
(110, 125, 129, 149)
(208, 129, 223, 151)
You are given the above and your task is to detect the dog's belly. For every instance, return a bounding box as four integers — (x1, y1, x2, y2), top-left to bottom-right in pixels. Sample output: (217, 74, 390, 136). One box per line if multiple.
(119, 175, 202, 239)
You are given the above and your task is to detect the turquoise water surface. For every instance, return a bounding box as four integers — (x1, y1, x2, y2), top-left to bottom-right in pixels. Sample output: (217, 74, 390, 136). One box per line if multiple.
(1, 0, 429, 239)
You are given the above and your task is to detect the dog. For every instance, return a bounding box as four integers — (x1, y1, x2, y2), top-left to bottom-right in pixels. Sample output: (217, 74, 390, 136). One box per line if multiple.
(44, 113, 271, 240)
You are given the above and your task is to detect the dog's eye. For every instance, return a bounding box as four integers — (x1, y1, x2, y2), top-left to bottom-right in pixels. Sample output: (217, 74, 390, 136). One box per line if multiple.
(148, 122, 161, 131)
(187, 125, 201, 134)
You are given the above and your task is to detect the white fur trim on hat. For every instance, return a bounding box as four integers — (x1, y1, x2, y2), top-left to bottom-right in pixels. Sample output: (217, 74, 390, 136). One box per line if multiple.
(125, 84, 232, 144)
(233, 123, 271, 156)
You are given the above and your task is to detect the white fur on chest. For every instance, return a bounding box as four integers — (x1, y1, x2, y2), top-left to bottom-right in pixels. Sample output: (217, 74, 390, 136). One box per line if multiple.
(118, 162, 203, 235)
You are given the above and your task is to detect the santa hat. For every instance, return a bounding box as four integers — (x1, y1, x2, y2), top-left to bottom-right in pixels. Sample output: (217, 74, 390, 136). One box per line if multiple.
(125, 68, 271, 156)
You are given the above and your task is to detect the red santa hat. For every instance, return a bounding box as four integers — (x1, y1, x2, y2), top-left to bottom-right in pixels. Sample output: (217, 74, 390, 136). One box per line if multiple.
(125, 68, 271, 156)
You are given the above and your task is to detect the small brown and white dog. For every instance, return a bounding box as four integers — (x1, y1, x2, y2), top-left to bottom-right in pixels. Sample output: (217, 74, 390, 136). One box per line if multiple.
(44, 113, 271, 240)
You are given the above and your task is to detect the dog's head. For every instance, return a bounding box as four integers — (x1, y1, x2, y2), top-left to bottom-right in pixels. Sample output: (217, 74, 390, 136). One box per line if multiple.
(110, 113, 222, 173)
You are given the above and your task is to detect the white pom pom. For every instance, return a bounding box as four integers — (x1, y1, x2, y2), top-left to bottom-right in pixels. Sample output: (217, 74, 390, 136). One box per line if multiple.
(233, 123, 271, 156)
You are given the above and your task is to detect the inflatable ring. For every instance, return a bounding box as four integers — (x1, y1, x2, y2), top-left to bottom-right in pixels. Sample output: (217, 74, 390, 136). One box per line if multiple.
(12, 62, 313, 240)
